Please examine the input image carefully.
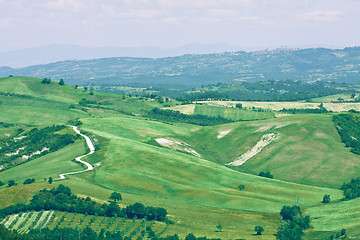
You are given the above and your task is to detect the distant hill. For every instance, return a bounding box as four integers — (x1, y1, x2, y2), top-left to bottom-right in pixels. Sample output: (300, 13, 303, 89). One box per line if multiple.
(0, 43, 240, 68)
(1, 47, 360, 88)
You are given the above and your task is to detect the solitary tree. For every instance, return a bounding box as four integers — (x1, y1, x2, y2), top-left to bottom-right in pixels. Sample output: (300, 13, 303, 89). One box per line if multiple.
(109, 192, 122, 202)
(48, 177, 53, 184)
(59, 79, 65, 85)
(322, 194, 330, 203)
(238, 184, 245, 191)
(254, 225, 264, 235)
(216, 224, 223, 232)
(236, 103, 243, 109)
(8, 180, 17, 187)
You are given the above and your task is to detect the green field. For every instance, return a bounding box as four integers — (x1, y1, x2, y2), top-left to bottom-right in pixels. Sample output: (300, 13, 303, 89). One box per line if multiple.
(1, 77, 360, 239)
(194, 104, 275, 121)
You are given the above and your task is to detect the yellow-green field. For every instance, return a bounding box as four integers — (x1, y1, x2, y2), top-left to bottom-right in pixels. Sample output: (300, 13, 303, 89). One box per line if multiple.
(194, 101, 360, 112)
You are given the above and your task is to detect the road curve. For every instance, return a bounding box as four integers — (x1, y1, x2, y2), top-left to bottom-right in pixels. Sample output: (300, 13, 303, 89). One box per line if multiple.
(57, 125, 95, 180)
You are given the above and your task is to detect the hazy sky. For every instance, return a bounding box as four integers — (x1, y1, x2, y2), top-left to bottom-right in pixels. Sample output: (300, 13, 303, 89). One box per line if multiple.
(0, 0, 359, 51)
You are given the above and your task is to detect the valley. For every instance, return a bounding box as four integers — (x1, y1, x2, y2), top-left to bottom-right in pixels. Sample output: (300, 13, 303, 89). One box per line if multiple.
(0, 76, 360, 239)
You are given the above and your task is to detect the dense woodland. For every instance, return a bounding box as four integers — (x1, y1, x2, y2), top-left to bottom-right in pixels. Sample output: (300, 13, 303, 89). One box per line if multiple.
(333, 114, 360, 154)
(180, 81, 350, 102)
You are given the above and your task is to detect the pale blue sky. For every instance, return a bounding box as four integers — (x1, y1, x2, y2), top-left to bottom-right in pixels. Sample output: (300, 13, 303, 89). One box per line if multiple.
(0, 0, 359, 51)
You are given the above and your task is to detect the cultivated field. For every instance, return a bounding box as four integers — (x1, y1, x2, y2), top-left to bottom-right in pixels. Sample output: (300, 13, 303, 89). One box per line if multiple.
(197, 100, 360, 112)
(1, 211, 168, 238)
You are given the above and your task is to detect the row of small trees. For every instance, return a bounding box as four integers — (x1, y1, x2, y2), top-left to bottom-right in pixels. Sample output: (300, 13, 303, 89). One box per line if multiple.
(0, 185, 168, 223)
(41, 78, 64, 85)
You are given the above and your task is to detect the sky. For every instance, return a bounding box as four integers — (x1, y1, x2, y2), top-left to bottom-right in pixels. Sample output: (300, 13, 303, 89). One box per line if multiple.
(0, 0, 359, 52)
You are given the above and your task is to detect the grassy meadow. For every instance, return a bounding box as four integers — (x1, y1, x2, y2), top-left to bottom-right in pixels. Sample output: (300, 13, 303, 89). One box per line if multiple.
(1, 76, 360, 238)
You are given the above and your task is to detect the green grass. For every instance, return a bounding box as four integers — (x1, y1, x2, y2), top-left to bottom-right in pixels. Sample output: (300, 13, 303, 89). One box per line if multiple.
(232, 114, 360, 188)
(193, 104, 275, 121)
(0, 140, 87, 184)
(2, 76, 360, 239)
(78, 117, 343, 213)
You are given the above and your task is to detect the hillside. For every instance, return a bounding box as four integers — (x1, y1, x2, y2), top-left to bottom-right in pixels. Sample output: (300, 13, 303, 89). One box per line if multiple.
(1, 77, 360, 239)
(1, 47, 360, 88)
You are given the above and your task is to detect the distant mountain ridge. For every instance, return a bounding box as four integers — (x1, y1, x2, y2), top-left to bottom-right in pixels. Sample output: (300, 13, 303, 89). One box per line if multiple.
(1, 46, 359, 88)
(0, 43, 241, 68)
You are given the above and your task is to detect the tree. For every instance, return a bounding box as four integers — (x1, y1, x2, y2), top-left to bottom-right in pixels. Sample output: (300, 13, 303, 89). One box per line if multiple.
(8, 180, 17, 187)
(89, 91, 94, 95)
(48, 177, 53, 184)
(216, 224, 223, 232)
(185, 233, 197, 240)
(59, 79, 65, 85)
(41, 78, 51, 84)
(341, 228, 346, 236)
(238, 184, 245, 191)
(277, 221, 304, 240)
(259, 171, 273, 179)
(0, 180, 4, 186)
(236, 103, 243, 109)
(23, 178, 35, 185)
(280, 206, 301, 221)
(322, 194, 330, 203)
(254, 225, 264, 235)
(109, 192, 122, 202)
(75, 85, 79, 89)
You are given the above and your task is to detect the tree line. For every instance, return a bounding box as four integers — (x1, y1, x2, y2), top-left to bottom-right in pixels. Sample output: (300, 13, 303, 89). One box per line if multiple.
(0, 185, 168, 223)
(333, 113, 360, 155)
(181, 80, 346, 102)
(147, 108, 232, 126)
(0, 91, 34, 99)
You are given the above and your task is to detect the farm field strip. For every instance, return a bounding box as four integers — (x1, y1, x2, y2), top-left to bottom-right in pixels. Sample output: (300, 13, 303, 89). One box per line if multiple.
(1, 211, 169, 236)
(198, 100, 360, 112)
(12, 212, 30, 230)
(33, 211, 51, 229)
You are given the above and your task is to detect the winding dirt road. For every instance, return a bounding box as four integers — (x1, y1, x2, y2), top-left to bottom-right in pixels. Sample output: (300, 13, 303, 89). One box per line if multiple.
(57, 125, 95, 180)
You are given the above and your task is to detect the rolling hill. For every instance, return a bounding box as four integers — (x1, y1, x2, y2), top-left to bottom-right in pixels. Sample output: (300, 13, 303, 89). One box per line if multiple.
(1, 47, 360, 88)
(1, 76, 360, 239)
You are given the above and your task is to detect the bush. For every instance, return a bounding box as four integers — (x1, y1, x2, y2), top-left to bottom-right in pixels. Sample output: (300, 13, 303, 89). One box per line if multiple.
(322, 194, 330, 203)
(254, 226, 264, 235)
(41, 78, 51, 84)
(23, 178, 35, 185)
(259, 171, 273, 179)
(8, 180, 17, 187)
